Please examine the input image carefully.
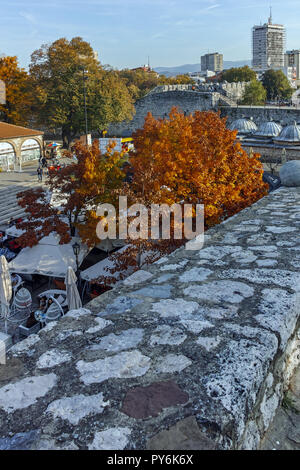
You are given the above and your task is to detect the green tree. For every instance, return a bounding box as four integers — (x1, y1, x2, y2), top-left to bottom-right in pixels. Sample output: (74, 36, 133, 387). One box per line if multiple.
(262, 69, 293, 101)
(158, 74, 194, 85)
(240, 80, 266, 105)
(118, 68, 159, 100)
(221, 66, 257, 83)
(30, 37, 135, 147)
(119, 69, 194, 101)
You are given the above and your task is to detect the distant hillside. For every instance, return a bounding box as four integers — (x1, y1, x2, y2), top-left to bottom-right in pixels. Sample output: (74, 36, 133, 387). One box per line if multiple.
(154, 60, 252, 77)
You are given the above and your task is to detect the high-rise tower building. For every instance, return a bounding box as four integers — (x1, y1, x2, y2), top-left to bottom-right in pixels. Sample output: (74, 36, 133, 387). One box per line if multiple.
(252, 10, 285, 72)
(201, 53, 223, 73)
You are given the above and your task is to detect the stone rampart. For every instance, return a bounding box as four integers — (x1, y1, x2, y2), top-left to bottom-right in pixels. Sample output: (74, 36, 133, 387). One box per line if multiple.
(221, 106, 300, 127)
(108, 88, 300, 137)
(108, 90, 218, 137)
(0, 187, 299, 450)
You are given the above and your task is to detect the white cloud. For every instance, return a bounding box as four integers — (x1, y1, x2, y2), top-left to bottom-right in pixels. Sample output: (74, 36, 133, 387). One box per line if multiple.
(19, 12, 37, 24)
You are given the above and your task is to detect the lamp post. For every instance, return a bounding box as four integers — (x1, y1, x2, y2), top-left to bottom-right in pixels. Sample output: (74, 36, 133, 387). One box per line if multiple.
(72, 242, 80, 274)
(83, 69, 89, 145)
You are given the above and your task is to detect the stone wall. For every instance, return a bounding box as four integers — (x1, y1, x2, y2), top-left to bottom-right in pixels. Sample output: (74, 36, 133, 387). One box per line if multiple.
(0, 187, 299, 450)
(149, 85, 194, 93)
(219, 82, 249, 102)
(108, 88, 300, 137)
(108, 90, 219, 137)
(221, 106, 300, 127)
(242, 144, 300, 173)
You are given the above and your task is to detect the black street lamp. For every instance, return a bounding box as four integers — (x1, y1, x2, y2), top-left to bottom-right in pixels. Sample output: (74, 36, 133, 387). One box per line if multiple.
(72, 242, 80, 273)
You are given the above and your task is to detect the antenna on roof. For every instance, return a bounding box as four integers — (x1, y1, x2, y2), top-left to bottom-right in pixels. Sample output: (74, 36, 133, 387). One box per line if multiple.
(268, 6, 272, 24)
(148, 56, 150, 69)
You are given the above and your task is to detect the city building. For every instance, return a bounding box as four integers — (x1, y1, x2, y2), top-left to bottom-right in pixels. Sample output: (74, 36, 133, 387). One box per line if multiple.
(0, 122, 44, 171)
(252, 11, 285, 72)
(188, 70, 215, 83)
(285, 50, 300, 84)
(282, 66, 297, 88)
(201, 53, 223, 73)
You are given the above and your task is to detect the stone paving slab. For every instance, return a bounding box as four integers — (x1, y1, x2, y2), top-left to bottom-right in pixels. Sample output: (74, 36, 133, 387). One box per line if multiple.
(0, 187, 299, 450)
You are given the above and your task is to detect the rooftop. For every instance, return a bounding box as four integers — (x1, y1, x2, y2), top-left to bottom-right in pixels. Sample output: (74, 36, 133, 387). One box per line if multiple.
(0, 122, 44, 140)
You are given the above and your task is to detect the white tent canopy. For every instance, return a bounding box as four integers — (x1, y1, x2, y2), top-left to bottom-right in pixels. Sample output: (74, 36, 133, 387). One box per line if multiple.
(80, 246, 130, 284)
(80, 245, 158, 285)
(9, 234, 89, 278)
(96, 238, 126, 253)
(5, 226, 25, 238)
(5, 215, 69, 238)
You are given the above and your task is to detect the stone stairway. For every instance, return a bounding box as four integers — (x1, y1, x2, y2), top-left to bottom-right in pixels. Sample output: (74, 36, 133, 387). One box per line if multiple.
(216, 93, 238, 107)
(0, 181, 42, 228)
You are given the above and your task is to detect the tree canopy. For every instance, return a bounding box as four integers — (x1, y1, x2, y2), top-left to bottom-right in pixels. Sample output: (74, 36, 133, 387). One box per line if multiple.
(29, 37, 135, 147)
(262, 69, 294, 101)
(240, 80, 267, 105)
(0, 56, 33, 125)
(118, 68, 160, 100)
(16, 108, 268, 285)
(221, 66, 257, 83)
(93, 108, 268, 284)
(118, 68, 194, 101)
(129, 108, 267, 227)
(16, 140, 125, 248)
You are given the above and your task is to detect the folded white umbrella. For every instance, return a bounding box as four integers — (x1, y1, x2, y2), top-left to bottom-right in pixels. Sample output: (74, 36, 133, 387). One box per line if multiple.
(65, 266, 82, 311)
(0, 255, 12, 333)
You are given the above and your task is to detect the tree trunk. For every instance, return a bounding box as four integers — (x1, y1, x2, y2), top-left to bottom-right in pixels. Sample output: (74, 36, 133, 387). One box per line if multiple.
(62, 127, 71, 149)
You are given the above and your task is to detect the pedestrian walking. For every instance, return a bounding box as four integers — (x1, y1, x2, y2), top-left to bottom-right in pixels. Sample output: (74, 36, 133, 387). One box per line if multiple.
(37, 166, 43, 182)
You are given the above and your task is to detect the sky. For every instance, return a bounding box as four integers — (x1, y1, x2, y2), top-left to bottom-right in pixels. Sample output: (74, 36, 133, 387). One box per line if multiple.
(1, 0, 300, 70)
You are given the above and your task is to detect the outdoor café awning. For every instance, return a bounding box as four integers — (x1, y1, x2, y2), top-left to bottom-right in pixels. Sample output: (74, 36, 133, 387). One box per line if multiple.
(8, 234, 89, 278)
(80, 244, 159, 285)
(80, 245, 131, 284)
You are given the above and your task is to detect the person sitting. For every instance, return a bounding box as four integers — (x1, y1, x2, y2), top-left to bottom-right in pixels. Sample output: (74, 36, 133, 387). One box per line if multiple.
(39, 296, 47, 312)
(25, 312, 38, 329)
(11, 273, 22, 289)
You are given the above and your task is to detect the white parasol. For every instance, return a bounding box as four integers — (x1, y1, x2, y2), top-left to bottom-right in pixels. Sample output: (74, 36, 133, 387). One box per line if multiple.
(0, 255, 12, 333)
(65, 266, 82, 311)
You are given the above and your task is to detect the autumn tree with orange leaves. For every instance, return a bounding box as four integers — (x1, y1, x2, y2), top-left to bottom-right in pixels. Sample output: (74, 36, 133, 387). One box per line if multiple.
(0, 56, 34, 125)
(94, 108, 268, 286)
(129, 108, 268, 226)
(16, 140, 125, 248)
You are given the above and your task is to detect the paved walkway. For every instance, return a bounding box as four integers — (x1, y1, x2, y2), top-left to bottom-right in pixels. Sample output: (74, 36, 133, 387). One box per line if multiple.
(0, 161, 39, 188)
(0, 158, 70, 230)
